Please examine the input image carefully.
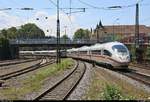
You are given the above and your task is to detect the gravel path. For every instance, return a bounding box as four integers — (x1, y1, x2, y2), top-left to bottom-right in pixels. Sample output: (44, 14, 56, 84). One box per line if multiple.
(67, 62, 94, 100)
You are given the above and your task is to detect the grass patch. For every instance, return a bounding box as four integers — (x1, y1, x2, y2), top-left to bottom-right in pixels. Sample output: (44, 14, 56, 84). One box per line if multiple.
(102, 84, 134, 100)
(85, 68, 150, 100)
(0, 58, 74, 100)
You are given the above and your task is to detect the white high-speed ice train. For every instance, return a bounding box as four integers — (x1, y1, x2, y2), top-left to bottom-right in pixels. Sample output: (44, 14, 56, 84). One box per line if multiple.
(67, 41, 130, 69)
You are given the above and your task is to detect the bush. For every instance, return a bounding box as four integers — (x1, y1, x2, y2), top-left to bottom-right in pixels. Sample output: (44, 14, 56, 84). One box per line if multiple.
(102, 84, 134, 100)
(103, 84, 122, 100)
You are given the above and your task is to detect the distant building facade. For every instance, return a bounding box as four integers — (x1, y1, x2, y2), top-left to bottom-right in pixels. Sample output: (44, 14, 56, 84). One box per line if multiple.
(91, 24, 150, 43)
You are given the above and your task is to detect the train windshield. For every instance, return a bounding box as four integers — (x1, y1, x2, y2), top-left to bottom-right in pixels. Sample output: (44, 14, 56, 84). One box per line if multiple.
(112, 45, 128, 54)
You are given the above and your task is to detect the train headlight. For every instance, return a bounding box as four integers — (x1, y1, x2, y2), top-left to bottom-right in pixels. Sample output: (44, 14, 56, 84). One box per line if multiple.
(126, 56, 130, 60)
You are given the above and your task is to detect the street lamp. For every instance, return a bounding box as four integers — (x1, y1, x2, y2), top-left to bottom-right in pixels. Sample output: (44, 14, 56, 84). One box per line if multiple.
(113, 18, 119, 41)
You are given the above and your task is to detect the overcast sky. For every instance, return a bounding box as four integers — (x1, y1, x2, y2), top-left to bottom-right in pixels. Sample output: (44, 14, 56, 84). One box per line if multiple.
(0, 0, 150, 38)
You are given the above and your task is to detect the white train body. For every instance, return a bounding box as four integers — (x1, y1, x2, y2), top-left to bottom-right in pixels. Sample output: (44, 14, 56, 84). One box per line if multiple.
(67, 41, 130, 69)
(19, 50, 56, 56)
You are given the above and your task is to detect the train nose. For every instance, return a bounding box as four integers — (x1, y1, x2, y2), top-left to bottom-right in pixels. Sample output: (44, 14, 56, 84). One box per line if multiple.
(119, 55, 130, 62)
(119, 56, 125, 60)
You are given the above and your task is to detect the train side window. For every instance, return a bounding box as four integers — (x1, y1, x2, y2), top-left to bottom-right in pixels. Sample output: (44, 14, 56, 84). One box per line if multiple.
(103, 50, 112, 57)
(92, 50, 101, 55)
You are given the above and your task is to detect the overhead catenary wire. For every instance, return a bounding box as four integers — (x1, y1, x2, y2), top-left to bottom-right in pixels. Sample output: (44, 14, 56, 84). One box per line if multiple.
(78, 0, 111, 10)
(2, 0, 35, 27)
(0, 0, 147, 11)
(48, 0, 78, 40)
(0, 0, 22, 29)
(78, 0, 145, 10)
(0, 0, 149, 30)
(48, 0, 75, 30)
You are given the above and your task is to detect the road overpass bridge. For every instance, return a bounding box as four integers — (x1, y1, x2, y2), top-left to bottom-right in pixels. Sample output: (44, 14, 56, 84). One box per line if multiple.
(9, 38, 150, 47)
(9, 39, 97, 48)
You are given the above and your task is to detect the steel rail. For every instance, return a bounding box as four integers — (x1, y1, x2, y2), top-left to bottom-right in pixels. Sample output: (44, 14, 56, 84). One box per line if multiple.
(63, 62, 86, 100)
(0, 59, 55, 80)
(118, 70, 150, 87)
(129, 63, 150, 70)
(0, 59, 38, 67)
(34, 61, 86, 100)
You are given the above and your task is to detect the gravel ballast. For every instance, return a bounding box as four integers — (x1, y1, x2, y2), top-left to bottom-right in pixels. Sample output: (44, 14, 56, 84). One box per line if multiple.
(67, 62, 94, 100)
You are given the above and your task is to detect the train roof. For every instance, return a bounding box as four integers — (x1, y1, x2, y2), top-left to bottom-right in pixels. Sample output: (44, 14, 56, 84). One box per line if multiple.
(90, 43, 102, 50)
(78, 46, 90, 51)
(67, 41, 126, 52)
(67, 48, 79, 52)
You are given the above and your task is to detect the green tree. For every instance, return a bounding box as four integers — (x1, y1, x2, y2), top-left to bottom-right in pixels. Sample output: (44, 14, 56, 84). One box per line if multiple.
(16, 23, 45, 39)
(73, 28, 90, 40)
(1, 29, 8, 39)
(7, 27, 17, 39)
(0, 23, 45, 39)
(61, 34, 70, 40)
(114, 34, 122, 41)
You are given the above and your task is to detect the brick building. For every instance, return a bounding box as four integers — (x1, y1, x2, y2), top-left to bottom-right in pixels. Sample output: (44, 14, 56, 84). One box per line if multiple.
(91, 24, 150, 43)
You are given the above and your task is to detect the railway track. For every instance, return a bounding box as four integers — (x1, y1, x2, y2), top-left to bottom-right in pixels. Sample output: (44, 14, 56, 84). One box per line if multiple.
(92, 59, 150, 87)
(0, 58, 55, 80)
(0, 59, 27, 63)
(0, 59, 37, 67)
(72, 58, 150, 87)
(34, 61, 86, 100)
(118, 70, 150, 87)
(93, 60, 150, 87)
(129, 63, 150, 70)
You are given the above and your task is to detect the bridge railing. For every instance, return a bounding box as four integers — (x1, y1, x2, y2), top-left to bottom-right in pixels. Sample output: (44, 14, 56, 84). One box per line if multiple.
(9, 39, 99, 45)
(9, 38, 150, 45)
(9, 39, 56, 44)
